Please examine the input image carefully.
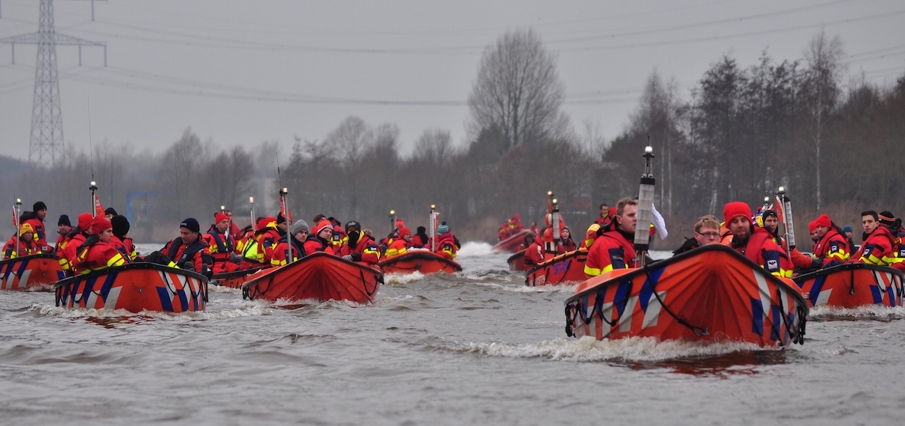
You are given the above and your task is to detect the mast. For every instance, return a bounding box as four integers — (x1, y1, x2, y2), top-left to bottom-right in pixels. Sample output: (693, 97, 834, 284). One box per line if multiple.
(634, 145, 656, 267)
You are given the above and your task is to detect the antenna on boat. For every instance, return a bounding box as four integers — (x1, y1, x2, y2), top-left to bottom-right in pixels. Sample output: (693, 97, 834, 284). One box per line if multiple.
(389, 210, 396, 233)
(279, 186, 292, 265)
(429, 204, 437, 252)
(777, 187, 796, 250)
(634, 144, 656, 267)
(89, 180, 98, 218)
(249, 197, 256, 235)
(14, 197, 21, 257)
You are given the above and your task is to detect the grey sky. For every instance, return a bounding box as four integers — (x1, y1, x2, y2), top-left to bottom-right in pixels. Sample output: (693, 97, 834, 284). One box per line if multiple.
(1, 0, 903, 162)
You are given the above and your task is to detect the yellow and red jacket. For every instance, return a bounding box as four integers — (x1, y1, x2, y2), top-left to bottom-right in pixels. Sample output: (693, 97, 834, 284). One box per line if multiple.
(584, 230, 637, 278)
(3, 235, 41, 260)
(858, 226, 901, 267)
(812, 228, 850, 267)
(339, 233, 381, 265)
(75, 239, 127, 275)
(728, 226, 793, 278)
(434, 233, 458, 260)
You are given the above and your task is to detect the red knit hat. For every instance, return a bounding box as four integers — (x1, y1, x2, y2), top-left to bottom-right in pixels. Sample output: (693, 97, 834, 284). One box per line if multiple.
(398, 227, 411, 237)
(814, 214, 832, 229)
(256, 217, 270, 231)
(395, 219, 405, 228)
(315, 219, 333, 236)
(723, 202, 752, 225)
(215, 212, 229, 224)
(90, 216, 112, 235)
(77, 213, 93, 231)
(808, 220, 818, 233)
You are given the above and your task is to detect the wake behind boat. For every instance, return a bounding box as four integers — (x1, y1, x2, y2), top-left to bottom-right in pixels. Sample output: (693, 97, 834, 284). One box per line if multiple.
(54, 262, 208, 313)
(564, 244, 808, 347)
(793, 263, 904, 308)
(492, 230, 529, 253)
(379, 250, 462, 275)
(0, 253, 65, 291)
(242, 252, 383, 304)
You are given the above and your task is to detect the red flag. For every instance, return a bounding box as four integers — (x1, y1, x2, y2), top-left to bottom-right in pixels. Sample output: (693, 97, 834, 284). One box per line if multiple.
(774, 196, 785, 224)
(279, 196, 293, 223)
(12, 206, 18, 229)
(94, 194, 105, 217)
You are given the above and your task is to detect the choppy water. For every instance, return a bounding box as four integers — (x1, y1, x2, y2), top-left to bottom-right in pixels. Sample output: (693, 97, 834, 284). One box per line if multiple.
(2, 244, 904, 425)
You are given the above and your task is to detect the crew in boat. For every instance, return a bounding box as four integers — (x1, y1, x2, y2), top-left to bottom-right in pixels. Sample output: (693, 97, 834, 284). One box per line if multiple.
(73, 216, 128, 274)
(810, 213, 850, 268)
(517, 232, 536, 251)
(339, 221, 381, 265)
(841, 224, 856, 254)
(762, 210, 820, 271)
(412, 226, 430, 249)
(3, 223, 41, 260)
(240, 216, 281, 269)
(723, 201, 792, 278)
(202, 212, 239, 273)
(523, 228, 545, 267)
(379, 219, 406, 254)
(304, 219, 337, 255)
(104, 207, 117, 221)
(584, 198, 638, 278)
(579, 224, 599, 250)
(54, 215, 72, 253)
(855, 210, 903, 270)
(74, 216, 129, 274)
(594, 203, 611, 227)
(331, 223, 347, 253)
(59, 213, 92, 276)
(271, 220, 309, 267)
(560, 226, 577, 253)
(158, 218, 214, 277)
(20, 201, 49, 253)
(110, 215, 138, 262)
(672, 214, 721, 256)
(433, 222, 458, 260)
(385, 227, 412, 259)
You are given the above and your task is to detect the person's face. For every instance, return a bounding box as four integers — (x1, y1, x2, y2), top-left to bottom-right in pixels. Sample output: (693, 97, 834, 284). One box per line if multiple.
(22, 232, 34, 242)
(616, 205, 637, 234)
(695, 225, 721, 246)
(561, 228, 570, 238)
(816, 226, 829, 238)
(279, 222, 288, 231)
(99, 228, 113, 243)
(180, 228, 199, 245)
(295, 230, 308, 241)
(58, 224, 71, 235)
(845, 231, 853, 238)
(810, 230, 819, 242)
(764, 216, 778, 233)
(216, 219, 230, 233)
(319, 228, 333, 240)
(862, 215, 878, 234)
(227, 211, 233, 220)
(601, 205, 608, 214)
(105, 214, 113, 220)
(403, 233, 412, 242)
(37, 209, 47, 220)
(729, 216, 750, 240)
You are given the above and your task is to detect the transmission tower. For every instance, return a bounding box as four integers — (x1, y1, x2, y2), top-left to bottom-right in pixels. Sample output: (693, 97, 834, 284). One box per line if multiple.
(0, 0, 106, 167)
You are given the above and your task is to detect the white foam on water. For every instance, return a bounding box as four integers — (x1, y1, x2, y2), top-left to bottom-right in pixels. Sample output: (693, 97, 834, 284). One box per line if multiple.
(32, 302, 272, 320)
(505, 283, 580, 294)
(809, 304, 905, 320)
(384, 271, 426, 285)
(209, 285, 242, 294)
(462, 336, 769, 362)
(457, 241, 494, 257)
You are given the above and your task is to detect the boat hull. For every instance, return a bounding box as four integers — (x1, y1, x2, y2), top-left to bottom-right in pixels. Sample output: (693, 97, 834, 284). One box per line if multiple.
(507, 250, 531, 271)
(793, 264, 904, 308)
(564, 245, 808, 347)
(242, 252, 383, 303)
(492, 230, 529, 253)
(54, 263, 208, 313)
(526, 250, 587, 286)
(379, 250, 462, 274)
(0, 254, 65, 291)
(212, 267, 266, 289)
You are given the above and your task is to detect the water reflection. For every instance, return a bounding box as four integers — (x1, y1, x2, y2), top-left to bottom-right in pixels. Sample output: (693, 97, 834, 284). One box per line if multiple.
(625, 350, 790, 377)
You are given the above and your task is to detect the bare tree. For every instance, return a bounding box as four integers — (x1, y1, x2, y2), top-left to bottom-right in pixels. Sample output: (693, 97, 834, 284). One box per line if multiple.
(467, 28, 565, 151)
(413, 128, 455, 167)
(802, 29, 845, 209)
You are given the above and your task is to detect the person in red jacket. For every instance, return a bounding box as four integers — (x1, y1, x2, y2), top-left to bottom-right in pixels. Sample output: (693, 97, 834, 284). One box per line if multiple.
(304, 219, 337, 255)
(761, 210, 820, 271)
(54, 214, 72, 253)
(157, 218, 213, 277)
(202, 212, 239, 273)
(339, 221, 381, 265)
(517, 232, 536, 251)
(60, 213, 93, 275)
(723, 201, 792, 278)
(74, 216, 127, 275)
(585, 198, 638, 278)
(811, 213, 850, 267)
(856, 210, 901, 268)
(560, 226, 577, 253)
(433, 222, 458, 260)
(412, 226, 430, 249)
(272, 220, 309, 267)
(523, 229, 545, 267)
(111, 215, 138, 261)
(21, 201, 49, 253)
(579, 224, 600, 250)
(3, 223, 41, 260)
(385, 227, 412, 259)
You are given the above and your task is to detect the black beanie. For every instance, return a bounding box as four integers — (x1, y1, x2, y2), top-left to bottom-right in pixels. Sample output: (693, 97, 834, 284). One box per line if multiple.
(180, 217, 200, 233)
(33, 201, 47, 212)
(58, 214, 71, 226)
(105, 207, 118, 216)
(111, 215, 130, 238)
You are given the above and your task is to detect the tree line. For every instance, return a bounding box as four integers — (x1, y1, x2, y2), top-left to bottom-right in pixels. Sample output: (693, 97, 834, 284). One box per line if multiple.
(1, 29, 902, 249)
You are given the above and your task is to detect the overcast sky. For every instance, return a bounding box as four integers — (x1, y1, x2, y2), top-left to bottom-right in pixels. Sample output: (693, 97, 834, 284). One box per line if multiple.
(1, 0, 903, 162)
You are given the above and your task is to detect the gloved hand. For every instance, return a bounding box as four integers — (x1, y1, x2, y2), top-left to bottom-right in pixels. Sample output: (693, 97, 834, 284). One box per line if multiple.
(341, 255, 353, 261)
(811, 257, 823, 270)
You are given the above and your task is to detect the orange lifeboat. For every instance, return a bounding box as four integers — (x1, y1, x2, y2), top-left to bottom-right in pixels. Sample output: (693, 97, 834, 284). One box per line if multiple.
(793, 263, 904, 308)
(507, 250, 531, 271)
(526, 250, 587, 286)
(491, 230, 529, 253)
(211, 267, 266, 289)
(379, 250, 462, 274)
(564, 244, 808, 347)
(242, 252, 383, 303)
(54, 263, 208, 313)
(0, 253, 65, 291)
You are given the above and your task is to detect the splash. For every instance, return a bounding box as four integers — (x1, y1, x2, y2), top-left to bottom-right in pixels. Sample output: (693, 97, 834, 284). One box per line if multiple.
(809, 304, 905, 321)
(457, 241, 494, 257)
(384, 271, 426, 285)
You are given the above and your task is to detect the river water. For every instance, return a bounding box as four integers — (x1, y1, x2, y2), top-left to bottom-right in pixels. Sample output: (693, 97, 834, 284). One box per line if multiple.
(1, 243, 903, 425)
